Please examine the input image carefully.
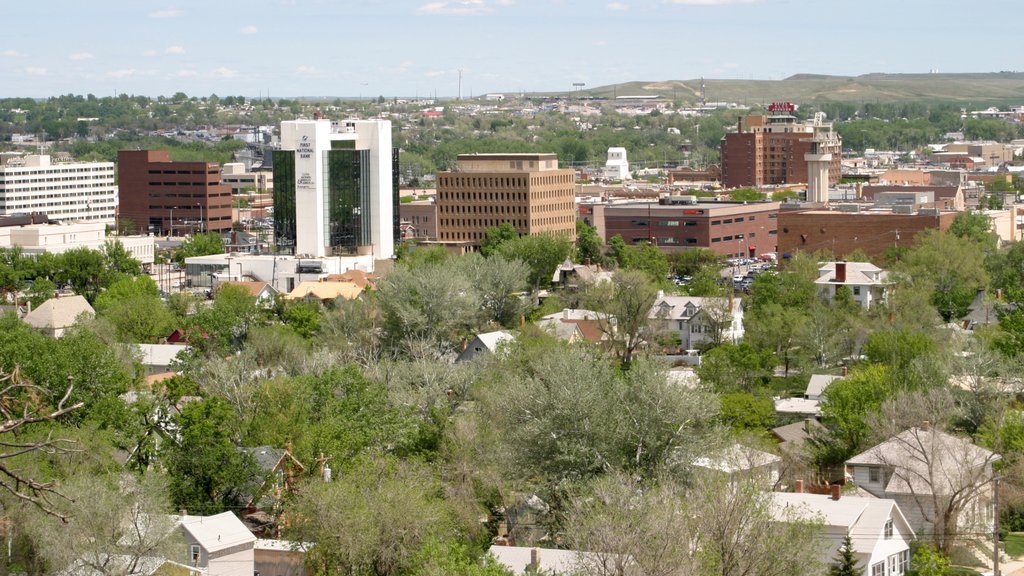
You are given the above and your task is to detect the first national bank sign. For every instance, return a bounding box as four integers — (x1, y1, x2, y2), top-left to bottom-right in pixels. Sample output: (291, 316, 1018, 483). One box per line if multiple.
(296, 132, 316, 193)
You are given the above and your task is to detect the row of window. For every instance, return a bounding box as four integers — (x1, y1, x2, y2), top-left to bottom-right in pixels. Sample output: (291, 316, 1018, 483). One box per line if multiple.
(0, 183, 115, 192)
(0, 175, 114, 185)
(440, 204, 527, 215)
(147, 169, 220, 176)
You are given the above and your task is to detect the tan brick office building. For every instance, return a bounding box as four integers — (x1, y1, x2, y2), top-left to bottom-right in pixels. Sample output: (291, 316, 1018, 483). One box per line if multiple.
(435, 153, 576, 246)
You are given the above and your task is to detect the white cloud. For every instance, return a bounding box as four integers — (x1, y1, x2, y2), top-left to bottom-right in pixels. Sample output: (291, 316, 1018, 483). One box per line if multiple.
(607, 2, 629, 9)
(593, 40, 608, 46)
(296, 65, 318, 75)
(107, 69, 137, 78)
(149, 8, 183, 18)
(211, 67, 237, 78)
(176, 69, 198, 77)
(1, 49, 20, 57)
(70, 52, 95, 61)
(663, 0, 756, 4)
(417, 0, 492, 15)
(165, 46, 186, 55)
(25, 67, 47, 76)
(142, 49, 158, 57)
(240, 25, 258, 34)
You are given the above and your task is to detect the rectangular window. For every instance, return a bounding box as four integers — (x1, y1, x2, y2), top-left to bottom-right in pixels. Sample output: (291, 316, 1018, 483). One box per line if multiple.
(869, 467, 880, 483)
(711, 220, 721, 225)
(659, 220, 680, 227)
(684, 221, 697, 227)
(190, 544, 201, 565)
(885, 519, 893, 539)
(685, 238, 697, 245)
(853, 286, 862, 296)
(723, 219, 733, 224)
(871, 562, 884, 576)
(712, 237, 721, 243)
(900, 550, 910, 573)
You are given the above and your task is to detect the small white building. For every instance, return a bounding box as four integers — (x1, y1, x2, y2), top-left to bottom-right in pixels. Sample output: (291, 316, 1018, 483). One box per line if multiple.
(805, 374, 844, 401)
(815, 262, 889, 309)
(0, 221, 155, 265)
(23, 294, 94, 338)
(603, 147, 630, 181)
(456, 330, 515, 363)
(184, 253, 374, 294)
(771, 489, 914, 576)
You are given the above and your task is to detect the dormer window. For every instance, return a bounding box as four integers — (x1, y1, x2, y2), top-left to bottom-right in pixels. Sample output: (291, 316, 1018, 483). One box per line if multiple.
(884, 519, 893, 539)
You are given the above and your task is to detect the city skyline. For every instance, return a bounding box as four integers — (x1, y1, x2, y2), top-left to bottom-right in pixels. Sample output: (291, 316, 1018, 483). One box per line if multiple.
(2, 0, 1019, 99)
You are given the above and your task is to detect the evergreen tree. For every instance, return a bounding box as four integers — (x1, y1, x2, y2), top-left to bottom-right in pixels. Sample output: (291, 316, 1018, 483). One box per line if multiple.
(828, 535, 860, 576)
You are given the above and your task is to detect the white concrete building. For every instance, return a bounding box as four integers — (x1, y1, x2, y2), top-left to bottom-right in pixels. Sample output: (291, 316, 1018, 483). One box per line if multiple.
(180, 512, 256, 576)
(275, 119, 395, 259)
(0, 154, 117, 223)
(603, 147, 630, 181)
(0, 221, 155, 265)
(184, 253, 374, 293)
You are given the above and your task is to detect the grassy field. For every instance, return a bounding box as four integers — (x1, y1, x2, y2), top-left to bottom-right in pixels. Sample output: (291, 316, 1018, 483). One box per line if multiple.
(576, 72, 1024, 106)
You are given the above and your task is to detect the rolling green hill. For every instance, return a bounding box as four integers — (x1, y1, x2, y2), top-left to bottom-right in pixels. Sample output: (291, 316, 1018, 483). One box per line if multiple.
(579, 72, 1024, 106)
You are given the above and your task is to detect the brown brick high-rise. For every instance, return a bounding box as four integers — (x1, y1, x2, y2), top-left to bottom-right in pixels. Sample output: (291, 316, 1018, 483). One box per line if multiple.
(117, 150, 233, 235)
(435, 153, 576, 247)
(721, 112, 842, 189)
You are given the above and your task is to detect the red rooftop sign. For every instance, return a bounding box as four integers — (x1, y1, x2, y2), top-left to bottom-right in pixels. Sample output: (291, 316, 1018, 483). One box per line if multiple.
(768, 102, 796, 112)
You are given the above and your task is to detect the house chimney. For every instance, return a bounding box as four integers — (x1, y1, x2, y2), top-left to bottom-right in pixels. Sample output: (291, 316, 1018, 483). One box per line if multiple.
(835, 261, 847, 283)
(842, 365, 848, 377)
(804, 418, 814, 434)
(530, 548, 541, 570)
(795, 480, 804, 494)
(921, 420, 930, 431)
(830, 484, 841, 501)
(585, 258, 591, 266)
(180, 508, 187, 519)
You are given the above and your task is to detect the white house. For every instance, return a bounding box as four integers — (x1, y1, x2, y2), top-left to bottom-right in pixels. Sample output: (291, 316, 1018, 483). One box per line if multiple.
(488, 545, 635, 576)
(846, 426, 999, 544)
(22, 294, 94, 338)
(693, 443, 782, 486)
(815, 262, 889, 309)
(180, 512, 256, 576)
(771, 488, 914, 576)
(649, 293, 743, 351)
(603, 147, 630, 181)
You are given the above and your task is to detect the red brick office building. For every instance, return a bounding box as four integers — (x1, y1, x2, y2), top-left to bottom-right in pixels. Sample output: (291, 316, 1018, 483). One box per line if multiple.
(117, 150, 233, 235)
(598, 197, 781, 257)
(776, 207, 956, 260)
(720, 105, 842, 190)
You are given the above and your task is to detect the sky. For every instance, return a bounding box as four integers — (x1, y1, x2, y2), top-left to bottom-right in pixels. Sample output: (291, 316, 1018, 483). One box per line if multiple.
(2, 0, 1019, 99)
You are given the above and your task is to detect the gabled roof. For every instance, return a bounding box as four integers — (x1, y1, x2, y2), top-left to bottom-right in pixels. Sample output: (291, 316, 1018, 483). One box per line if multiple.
(180, 511, 256, 554)
(815, 262, 889, 286)
(488, 545, 633, 576)
(285, 280, 362, 301)
(772, 419, 823, 447)
(473, 330, 515, 352)
(805, 374, 843, 398)
(771, 492, 913, 556)
(693, 443, 781, 474)
(648, 294, 737, 322)
(23, 295, 94, 332)
(846, 427, 999, 496)
(221, 280, 278, 298)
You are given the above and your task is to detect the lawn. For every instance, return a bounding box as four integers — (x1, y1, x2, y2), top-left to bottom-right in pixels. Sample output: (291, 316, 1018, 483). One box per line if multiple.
(1004, 532, 1024, 558)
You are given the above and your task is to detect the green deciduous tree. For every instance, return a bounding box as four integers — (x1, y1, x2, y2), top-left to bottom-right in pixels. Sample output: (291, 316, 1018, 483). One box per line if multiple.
(173, 232, 224, 265)
(496, 233, 572, 291)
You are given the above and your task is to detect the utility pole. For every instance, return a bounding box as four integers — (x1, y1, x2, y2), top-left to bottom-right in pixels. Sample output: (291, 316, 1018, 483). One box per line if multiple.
(458, 69, 463, 101)
(994, 475, 1001, 576)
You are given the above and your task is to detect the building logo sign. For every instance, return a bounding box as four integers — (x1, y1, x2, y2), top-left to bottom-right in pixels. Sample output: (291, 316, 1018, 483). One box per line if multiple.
(296, 129, 316, 192)
(768, 102, 796, 113)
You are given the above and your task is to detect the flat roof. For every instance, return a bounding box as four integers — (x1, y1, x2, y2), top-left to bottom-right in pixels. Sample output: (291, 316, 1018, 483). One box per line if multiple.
(456, 153, 558, 161)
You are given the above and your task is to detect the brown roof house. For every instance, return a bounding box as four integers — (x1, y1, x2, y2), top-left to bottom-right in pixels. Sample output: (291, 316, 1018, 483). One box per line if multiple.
(846, 425, 999, 551)
(22, 294, 94, 338)
(220, 281, 279, 306)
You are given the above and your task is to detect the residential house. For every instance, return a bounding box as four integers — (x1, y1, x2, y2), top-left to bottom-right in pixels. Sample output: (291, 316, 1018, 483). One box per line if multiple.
(22, 294, 94, 338)
(455, 330, 515, 363)
(180, 511, 256, 576)
(220, 281, 279, 306)
(846, 425, 999, 545)
(284, 280, 362, 302)
(774, 396, 821, 416)
(134, 343, 190, 376)
(771, 486, 914, 576)
(536, 308, 611, 344)
(648, 293, 743, 352)
(488, 545, 636, 576)
(550, 258, 614, 288)
(815, 262, 889, 309)
(806, 374, 844, 401)
(772, 418, 824, 452)
(242, 445, 306, 511)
